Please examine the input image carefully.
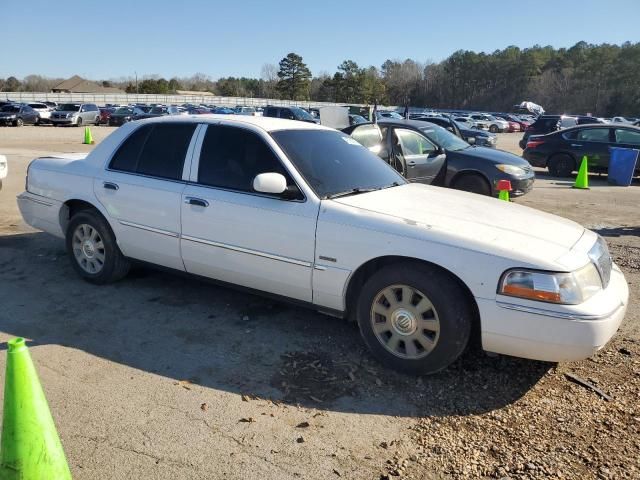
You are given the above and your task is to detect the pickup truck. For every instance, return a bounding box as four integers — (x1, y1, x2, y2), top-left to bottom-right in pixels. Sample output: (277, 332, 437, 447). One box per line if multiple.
(17, 116, 628, 374)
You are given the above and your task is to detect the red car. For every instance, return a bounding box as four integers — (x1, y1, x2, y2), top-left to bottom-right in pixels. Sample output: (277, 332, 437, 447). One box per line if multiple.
(98, 107, 115, 125)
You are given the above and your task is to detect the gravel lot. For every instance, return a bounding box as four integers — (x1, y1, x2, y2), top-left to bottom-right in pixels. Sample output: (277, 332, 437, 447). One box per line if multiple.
(0, 125, 638, 480)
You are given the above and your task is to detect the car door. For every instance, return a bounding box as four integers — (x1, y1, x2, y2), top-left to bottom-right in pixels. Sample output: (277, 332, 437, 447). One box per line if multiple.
(94, 122, 199, 270)
(613, 127, 640, 162)
(389, 127, 442, 183)
(180, 123, 318, 302)
(570, 127, 612, 170)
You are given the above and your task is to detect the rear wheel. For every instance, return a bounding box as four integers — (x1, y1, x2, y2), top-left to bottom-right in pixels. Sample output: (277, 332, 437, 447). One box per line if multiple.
(356, 263, 473, 374)
(489, 124, 498, 133)
(66, 210, 130, 284)
(548, 154, 575, 177)
(94, 116, 100, 126)
(76, 117, 83, 127)
(452, 173, 491, 196)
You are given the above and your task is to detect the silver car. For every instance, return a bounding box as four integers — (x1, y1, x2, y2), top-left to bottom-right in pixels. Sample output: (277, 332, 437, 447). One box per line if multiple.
(50, 103, 100, 127)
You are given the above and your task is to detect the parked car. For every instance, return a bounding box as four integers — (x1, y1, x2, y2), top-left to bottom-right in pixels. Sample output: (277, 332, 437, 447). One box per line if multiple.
(235, 106, 257, 116)
(263, 106, 319, 123)
(469, 114, 509, 133)
(0, 104, 39, 126)
(17, 116, 627, 374)
(0, 154, 6, 190)
(411, 115, 497, 148)
(492, 113, 528, 132)
(375, 110, 404, 120)
(50, 103, 100, 127)
(344, 119, 534, 197)
(108, 107, 146, 126)
(611, 116, 632, 124)
(523, 124, 640, 177)
(453, 116, 489, 131)
(211, 107, 235, 115)
(349, 114, 368, 125)
(576, 116, 605, 125)
(98, 107, 115, 125)
(518, 115, 573, 149)
(27, 102, 53, 125)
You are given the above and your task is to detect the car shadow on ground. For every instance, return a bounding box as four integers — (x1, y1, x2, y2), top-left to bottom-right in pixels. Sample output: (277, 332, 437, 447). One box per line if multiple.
(593, 226, 640, 238)
(0, 232, 550, 418)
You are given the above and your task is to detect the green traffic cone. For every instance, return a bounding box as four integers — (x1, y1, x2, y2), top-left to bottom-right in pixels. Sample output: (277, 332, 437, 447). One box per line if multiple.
(498, 189, 510, 201)
(0, 338, 72, 480)
(573, 156, 589, 189)
(82, 127, 94, 145)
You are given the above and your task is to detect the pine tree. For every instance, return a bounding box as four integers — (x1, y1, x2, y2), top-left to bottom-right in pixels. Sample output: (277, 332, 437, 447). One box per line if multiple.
(276, 53, 312, 100)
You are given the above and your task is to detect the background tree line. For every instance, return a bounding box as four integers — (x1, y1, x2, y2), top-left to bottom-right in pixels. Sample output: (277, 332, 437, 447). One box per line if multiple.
(2, 42, 639, 115)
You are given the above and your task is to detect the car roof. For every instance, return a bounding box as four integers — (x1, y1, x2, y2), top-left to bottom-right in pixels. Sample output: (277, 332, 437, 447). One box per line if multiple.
(134, 113, 332, 132)
(376, 118, 440, 129)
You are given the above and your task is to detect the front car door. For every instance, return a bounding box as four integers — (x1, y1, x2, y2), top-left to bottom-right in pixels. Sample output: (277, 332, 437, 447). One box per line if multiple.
(94, 122, 199, 270)
(180, 123, 318, 302)
(389, 127, 442, 184)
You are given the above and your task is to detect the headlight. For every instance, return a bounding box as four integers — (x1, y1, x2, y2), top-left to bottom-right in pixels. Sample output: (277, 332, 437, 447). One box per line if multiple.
(496, 164, 526, 176)
(499, 264, 602, 305)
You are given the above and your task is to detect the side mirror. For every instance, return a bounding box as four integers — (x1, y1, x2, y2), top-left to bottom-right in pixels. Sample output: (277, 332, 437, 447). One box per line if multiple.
(253, 172, 287, 195)
(467, 137, 476, 145)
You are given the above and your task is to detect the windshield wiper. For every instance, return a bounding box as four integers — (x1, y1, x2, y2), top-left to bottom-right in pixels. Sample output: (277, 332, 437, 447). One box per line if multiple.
(325, 187, 380, 199)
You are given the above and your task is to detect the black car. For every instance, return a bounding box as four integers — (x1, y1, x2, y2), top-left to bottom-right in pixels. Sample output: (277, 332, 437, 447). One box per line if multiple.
(0, 104, 39, 126)
(523, 124, 640, 177)
(263, 106, 319, 123)
(411, 115, 497, 148)
(344, 120, 535, 197)
(108, 106, 146, 126)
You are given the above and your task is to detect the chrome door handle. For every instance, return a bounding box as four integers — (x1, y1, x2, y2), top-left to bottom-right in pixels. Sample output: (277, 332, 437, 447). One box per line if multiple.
(103, 182, 119, 191)
(184, 197, 209, 207)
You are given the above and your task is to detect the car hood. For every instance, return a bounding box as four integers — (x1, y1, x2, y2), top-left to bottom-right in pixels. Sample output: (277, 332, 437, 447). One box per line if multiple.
(332, 183, 587, 267)
(449, 146, 530, 166)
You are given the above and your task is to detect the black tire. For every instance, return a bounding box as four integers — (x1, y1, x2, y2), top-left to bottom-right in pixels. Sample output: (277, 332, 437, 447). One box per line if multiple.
(76, 117, 82, 127)
(356, 262, 473, 374)
(547, 154, 575, 177)
(66, 209, 130, 284)
(489, 124, 498, 133)
(452, 173, 491, 196)
(14, 118, 23, 127)
(94, 116, 100, 126)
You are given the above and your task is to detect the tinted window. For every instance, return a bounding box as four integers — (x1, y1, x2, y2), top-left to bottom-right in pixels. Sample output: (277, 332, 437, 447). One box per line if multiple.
(264, 107, 277, 117)
(615, 128, 640, 145)
(109, 124, 153, 172)
(137, 123, 196, 180)
(271, 129, 405, 198)
(576, 128, 610, 142)
(280, 109, 295, 120)
(197, 125, 292, 193)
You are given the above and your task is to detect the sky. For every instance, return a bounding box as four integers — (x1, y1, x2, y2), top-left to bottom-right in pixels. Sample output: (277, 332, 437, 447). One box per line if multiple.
(3, 0, 640, 81)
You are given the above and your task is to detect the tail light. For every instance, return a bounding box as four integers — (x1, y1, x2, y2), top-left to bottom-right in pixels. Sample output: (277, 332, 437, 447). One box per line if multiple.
(526, 139, 545, 149)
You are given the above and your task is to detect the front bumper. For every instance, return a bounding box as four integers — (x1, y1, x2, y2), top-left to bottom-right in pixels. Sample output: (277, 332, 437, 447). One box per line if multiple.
(478, 264, 628, 362)
(492, 172, 535, 197)
(50, 117, 76, 125)
(0, 117, 17, 124)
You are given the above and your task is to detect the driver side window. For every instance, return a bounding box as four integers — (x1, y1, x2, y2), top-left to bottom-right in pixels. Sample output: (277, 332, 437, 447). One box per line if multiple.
(396, 129, 435, 156)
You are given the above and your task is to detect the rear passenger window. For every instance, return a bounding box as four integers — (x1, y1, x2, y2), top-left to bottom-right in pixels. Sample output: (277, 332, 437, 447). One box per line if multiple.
(137, 123, 196, 179)
(109, 123, 195, 180)
(197, 125, 292, 193)
(109, 124, 153, 173)
(576, 128, 610, 142)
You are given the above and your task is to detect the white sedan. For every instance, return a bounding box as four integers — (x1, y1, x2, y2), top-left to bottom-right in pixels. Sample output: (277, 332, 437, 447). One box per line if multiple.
(17, 116, 628, 374)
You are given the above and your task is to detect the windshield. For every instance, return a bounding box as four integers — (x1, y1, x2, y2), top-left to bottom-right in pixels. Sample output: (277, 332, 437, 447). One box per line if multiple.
(115, 107, 133, 114)
(419, 124, 469, 152)
(271, 129, 406, 198)
(290, 107, 314, 121)
(58, 104, 80, 111)
(1, 105, 19, 112)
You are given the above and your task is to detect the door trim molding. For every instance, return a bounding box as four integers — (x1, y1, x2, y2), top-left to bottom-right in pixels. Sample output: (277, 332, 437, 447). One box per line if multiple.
(119, 220, 179, 238)
(181, 234, 312, 267)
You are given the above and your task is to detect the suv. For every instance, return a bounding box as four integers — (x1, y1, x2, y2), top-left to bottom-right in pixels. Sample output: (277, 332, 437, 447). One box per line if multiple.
(263, 106, 319, 123)
(518, 115, 578, 149)
(50, 103, 100, 127)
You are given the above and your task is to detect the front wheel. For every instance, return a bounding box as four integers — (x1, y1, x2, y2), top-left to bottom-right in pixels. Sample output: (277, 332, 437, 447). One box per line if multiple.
(14, 118, 23, 127)
(356, 263, 473, 374)
(489, 125, 498, 133)
(452, 173, 491, 196)
(76, 117, 82, 127)
(547, 154, 575, 177)
(66, 210, 131, 284)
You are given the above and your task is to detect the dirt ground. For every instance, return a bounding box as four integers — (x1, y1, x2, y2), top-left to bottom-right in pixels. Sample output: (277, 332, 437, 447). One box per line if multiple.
(0, 126, 638, 480)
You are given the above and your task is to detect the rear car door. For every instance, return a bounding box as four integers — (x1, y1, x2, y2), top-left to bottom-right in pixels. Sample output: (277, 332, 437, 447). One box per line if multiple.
(180, 123, 317, 302)
(570, 127, 613, 170)
(94, 122, 198, 270)
(390, 128, 442, 183)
